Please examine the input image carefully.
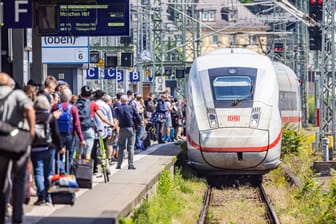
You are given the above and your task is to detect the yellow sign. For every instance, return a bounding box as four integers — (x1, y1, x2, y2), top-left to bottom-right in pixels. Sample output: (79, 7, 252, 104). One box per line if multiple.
(97, 58, 104, 67)
(145, 69, 151, 76)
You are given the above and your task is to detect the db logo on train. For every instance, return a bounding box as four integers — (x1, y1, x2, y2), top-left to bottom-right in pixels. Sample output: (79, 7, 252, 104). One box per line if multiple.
(227, 115, 240, 122)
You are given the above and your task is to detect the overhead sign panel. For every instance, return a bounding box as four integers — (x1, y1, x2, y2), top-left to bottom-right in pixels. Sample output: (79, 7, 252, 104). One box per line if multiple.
(42, 36, 89, 64)
(36, 0, 130, 36)
(30, 36, 89, 64)
(3, 0, 32, 28)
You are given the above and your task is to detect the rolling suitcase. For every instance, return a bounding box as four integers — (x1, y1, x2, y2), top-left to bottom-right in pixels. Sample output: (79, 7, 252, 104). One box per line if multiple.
(49, 175, 77, 206)
(49, 151, 78, 205)
(50, 191, 76, 205)
(72, 159, 93, 189)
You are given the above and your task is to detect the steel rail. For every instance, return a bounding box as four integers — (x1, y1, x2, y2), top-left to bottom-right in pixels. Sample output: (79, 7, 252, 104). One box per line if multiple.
(198, 185, 212, 224)
(258, 183, 281, 224)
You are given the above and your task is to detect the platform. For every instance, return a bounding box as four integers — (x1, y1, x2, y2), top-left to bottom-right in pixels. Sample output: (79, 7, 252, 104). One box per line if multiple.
(11, 142, 181, 224)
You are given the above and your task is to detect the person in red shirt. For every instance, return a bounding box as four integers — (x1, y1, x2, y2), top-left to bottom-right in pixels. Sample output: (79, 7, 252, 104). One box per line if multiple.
(75, 85, 115, 160)
(51, 88, 85, 173)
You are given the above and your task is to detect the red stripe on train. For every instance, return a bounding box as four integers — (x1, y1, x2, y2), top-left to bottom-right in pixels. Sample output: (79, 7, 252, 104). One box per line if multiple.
(187, 131, 282, 152)
(281, 116, 301, 123)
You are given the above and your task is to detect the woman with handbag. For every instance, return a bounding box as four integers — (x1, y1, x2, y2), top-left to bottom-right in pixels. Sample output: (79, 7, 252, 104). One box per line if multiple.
(30, 95, 64, 206)
(0, 72, 35, 224)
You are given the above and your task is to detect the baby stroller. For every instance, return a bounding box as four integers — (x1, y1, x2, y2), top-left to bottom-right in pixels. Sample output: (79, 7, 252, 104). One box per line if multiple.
(146, 121, 157, 141)
(142, 121, 157, 149)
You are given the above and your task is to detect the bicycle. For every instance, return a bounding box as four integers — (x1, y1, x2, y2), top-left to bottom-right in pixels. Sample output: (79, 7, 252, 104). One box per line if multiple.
(95, 129, 110, 183)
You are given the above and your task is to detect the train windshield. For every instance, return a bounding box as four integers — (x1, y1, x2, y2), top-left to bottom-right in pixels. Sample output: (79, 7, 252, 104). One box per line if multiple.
(208, 67, 257, 108)
(213, 76, 253, 101)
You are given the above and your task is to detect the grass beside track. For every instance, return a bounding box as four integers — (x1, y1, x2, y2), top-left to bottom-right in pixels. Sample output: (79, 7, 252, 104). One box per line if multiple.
(122, 127, 336, 224)
(264, 126, 336, 224)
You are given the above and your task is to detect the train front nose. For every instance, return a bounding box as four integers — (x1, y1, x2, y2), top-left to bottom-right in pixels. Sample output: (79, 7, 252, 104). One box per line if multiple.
(198, 128, 274, 170)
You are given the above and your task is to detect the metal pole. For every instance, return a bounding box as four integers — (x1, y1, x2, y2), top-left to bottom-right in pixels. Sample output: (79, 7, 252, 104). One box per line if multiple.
(0, 2, 3, 71)
(115, 66, 118, 95)
(315, 73, 320, 151)
(31, 0, 43, 84)
(100, 66, 103, 90)
(322, 137, 329, 161)
(12, 29, 25, 87)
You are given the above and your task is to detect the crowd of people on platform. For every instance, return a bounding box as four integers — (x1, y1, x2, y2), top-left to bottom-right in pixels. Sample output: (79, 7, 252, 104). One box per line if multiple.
(0, 72, 186, 224)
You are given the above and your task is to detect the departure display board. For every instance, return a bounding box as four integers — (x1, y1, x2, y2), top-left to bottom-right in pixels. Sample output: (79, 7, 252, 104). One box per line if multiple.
(36, 0, 129, 36)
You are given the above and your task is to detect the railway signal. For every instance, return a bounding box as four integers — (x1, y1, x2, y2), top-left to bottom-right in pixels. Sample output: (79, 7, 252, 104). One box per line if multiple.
(308, 26, 322, 51)
(308, 0, 323, 50)
(309, 0, 323, 22)
(274, 43, 284, 59)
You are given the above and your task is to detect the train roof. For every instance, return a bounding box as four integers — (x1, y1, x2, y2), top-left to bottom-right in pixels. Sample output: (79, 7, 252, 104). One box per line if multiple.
(273, 61, 299, 92)
(194, 48, 273, 71)
(207, 48, 259, 56)
(272, 62, 298, 78)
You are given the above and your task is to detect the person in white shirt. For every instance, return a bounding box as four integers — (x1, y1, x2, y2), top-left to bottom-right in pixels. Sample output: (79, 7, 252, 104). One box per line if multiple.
(91, 90, 115, 173)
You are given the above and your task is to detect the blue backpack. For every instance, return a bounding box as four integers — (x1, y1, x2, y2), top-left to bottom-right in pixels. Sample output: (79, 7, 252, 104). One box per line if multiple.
(57, 103, 73, 134)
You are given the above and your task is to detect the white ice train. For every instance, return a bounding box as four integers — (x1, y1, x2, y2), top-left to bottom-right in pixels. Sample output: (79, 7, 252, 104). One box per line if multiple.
(274, 62, 302, 129)
(186, 48, 302, 179)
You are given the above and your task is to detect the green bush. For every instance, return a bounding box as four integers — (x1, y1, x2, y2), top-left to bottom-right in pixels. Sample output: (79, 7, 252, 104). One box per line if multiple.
(316, 177, 336, 223)
(293, 175, 336, 224)
(281, 124, 304, 156)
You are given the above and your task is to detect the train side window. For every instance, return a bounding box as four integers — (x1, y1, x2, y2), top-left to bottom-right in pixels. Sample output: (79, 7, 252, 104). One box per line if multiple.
(279, 91, 297, 110)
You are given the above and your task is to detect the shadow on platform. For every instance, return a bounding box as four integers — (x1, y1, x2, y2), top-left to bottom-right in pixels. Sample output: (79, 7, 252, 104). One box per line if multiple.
(32, 216, 116, 224)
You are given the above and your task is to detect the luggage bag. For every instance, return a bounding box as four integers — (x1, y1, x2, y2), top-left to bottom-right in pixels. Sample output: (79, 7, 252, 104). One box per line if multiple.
(72, 159, 93, 189)
(50, 190, 76, 205)
(49, 151, 78, 206)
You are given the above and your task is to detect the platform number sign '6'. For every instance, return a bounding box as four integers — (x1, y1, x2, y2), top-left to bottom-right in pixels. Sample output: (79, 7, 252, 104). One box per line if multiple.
(155, 76, 166, 93)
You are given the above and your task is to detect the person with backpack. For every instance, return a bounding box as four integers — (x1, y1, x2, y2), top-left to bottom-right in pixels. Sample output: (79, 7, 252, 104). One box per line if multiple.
(75, 86, 115, 160)
(153, 94, 168, 144)
(51, 88, 86, 173)
(30, 95, 64, 206)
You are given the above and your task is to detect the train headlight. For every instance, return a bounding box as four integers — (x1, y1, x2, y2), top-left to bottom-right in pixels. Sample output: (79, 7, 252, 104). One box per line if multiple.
(250, 111, 260, 128)
(208, 113, 218, 128)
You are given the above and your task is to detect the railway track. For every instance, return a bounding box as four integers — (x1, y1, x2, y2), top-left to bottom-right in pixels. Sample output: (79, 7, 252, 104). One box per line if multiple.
(198, 182, 280, 224)
(257, 183, 280, 224)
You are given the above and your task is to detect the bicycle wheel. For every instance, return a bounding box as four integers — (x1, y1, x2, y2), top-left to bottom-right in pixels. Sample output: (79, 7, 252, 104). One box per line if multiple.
(105, 167, 110, 182)
(103, 168, 108, 183)
(105, 159, 110, 182)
